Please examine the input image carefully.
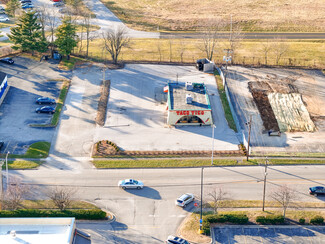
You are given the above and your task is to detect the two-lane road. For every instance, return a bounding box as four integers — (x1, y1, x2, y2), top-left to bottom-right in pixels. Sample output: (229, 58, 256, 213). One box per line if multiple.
(10, 164, 325, 243)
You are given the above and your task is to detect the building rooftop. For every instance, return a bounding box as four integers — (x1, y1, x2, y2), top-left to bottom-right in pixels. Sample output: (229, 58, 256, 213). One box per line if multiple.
(0, 218, 79, 244)
(168, 82, 211, 110)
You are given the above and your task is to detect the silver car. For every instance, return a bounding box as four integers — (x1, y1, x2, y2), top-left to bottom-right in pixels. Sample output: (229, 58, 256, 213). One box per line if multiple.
(175, 193, 194, 208)
(118, 179, 144, 189)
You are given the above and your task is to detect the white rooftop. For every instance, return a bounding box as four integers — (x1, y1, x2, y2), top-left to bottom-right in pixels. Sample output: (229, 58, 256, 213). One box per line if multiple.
(0, 218, 75, 244)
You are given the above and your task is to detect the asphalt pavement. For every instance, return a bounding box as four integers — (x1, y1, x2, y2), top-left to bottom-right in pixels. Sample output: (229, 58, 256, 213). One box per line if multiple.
(10, 164, 325, 243)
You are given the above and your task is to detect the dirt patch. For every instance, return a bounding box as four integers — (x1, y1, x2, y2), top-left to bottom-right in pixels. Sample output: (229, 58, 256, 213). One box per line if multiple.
(93, 140, 244, 157)
(96, 80, 110, 126)
(248, 73, 315, 132)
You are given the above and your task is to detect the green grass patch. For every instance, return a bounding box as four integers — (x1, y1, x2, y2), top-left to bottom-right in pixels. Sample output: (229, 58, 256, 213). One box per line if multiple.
(58, 56, 86, 70)
(2, 160, 41, 169)
(51, 79, 71, 126)
(20, 200, 99, 210)
(93, 158, 255, 168)
(247, 158, 325, 165)
(4, 142, 51, 159)
(214, 70, 237, 132)
(76, 24, 100, 32)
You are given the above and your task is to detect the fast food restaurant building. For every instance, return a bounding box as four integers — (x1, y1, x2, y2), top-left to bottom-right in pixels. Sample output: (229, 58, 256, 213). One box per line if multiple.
(166, 81, 213, 125)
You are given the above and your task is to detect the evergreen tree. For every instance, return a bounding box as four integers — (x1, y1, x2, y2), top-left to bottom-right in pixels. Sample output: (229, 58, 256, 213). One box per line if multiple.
(55, 17, 78, 60)
(8, 11, 48, 55)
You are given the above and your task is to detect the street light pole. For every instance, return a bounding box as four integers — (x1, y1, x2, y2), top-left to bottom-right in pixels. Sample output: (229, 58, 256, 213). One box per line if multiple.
(199, 167, 204, 233)
(262, 157, 268, 211)
(246, 115, 252, 161)
(5, 151, 9, 189)
(211, 124, 216, 166)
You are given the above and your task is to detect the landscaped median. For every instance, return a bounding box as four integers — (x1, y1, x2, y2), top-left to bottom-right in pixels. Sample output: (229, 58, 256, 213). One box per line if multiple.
(29, 79, 71, 127)
(92, 157, 325, 169)
(0, 200, 107, 220)
(92, 158, 253, 169)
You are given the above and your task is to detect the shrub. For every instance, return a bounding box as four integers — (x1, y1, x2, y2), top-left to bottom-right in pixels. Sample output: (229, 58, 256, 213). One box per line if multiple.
(0, 209, 106, 220)
(310, 215, 324, 225)
(299, 218, 305, 225)
(202, 213, 249, 235)
(256, 215, 284, 225)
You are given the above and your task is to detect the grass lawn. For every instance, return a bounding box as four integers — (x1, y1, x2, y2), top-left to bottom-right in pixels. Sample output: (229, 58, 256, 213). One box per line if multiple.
(99, 0, 325, 32)
(51, 79, 71, 126)
(21, 200, 99, 209)
(5, 141, 51, 159)
(80, 38, 325, 68)
(214, 70, 237, 132)
(76, 24, 100, 32)
(3, 160, 42, 169)
(93, 158, 325, 168)
(93, 159, 255, 168)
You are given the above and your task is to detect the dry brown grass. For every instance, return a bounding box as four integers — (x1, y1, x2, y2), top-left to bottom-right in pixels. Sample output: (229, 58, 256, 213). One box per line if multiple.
(96, 80, 110, 126)
(100, 0, 325, 32)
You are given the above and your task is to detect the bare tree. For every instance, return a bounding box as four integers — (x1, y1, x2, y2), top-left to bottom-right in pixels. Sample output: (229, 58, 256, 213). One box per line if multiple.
(272, 38, 289, 65)
(157, 40, 162, 62)
(178, 40, 186, 63)
(169, 39, 173, 62)
(208, 186, 228, 214)
(260, 40, 272, 65)
(36, 4, 48, 39)
(2, 178, 30, 210)
(200, 20, 225, 61)
(47, 12, 59, 57)
(48, 186, 77, 211)
(83, 13, 93, 58)
(269, 184, 296, 218)
(102, 27, 130, 64)
(225, 25, 243, 64)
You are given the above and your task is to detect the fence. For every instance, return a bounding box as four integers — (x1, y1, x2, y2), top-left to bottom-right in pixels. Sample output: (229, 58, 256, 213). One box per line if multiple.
(216, 67, 250, 149)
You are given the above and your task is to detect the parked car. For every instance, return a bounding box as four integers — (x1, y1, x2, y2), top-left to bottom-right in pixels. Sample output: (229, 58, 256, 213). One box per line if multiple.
(166, 235, 189, 244)
(53, 2, 64, 7)
(22, 4, 33, 9)
(0, 16, 9, 22)
(36, 97, 56, 105)
(35, 106, 55, 114)
(118, 179, 144, 189)
(309, 186, 325, 196)
(175, 193, 194, 208)
(0, 57, 14, 64)
(20, 0, 32, 4)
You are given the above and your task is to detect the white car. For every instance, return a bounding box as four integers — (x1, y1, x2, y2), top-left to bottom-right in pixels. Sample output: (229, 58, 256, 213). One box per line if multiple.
(0, 17, 9, 22)
(118, 179, 144, 189)
(175, 193, 194, 208)
(166, 235, 190, 244)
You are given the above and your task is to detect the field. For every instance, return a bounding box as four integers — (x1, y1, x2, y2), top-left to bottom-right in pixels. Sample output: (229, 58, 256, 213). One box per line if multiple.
(100, 0, 325, 32)
(78, 39, 325, 68)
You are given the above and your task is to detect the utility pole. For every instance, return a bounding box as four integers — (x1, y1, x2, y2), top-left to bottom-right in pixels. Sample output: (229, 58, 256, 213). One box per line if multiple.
(5, 151, 9, 189)
(0, 160, 4, 210)
(199, 167, 204, 234)
(262, 157, 268, 211)
(246, 115, 252, 161)
(211, 124, 216, 166)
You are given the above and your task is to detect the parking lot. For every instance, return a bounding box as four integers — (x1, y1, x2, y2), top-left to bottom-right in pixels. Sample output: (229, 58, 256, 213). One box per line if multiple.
(0, 56, 70, 154)
(212, 225, 325, 244)
(95, 64, 239, 151)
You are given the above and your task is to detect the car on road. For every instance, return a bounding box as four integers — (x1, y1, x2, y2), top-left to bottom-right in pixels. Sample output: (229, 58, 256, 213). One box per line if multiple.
(20, 0, 32, 4)
(36, 97, 56, 105)
(53, 2, 64, 7)
(175, 193, 194, 208)
(0, 16, 9, 22)
(22, 3, 33, 9)
(118, 179, 144, 189)
(309, 186, 325, 196)
(35, 106, 55, 114)
(166, 235, 189, 244)
(0, 57, 14, 64)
